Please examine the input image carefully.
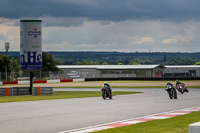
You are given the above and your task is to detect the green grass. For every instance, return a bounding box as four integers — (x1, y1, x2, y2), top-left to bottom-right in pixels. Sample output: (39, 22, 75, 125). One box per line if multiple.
(1, 85, 199, 89)
(93, 111, 200, 133)
(0, 91, 140, 103)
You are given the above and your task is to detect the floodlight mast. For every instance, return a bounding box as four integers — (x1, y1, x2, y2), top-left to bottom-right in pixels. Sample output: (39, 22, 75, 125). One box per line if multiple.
(5, 42, 9, 82)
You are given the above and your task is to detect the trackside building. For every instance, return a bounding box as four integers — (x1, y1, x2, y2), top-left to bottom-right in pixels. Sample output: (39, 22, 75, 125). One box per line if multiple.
(164, 65, 200, 78)
(55, 65, 165, 79)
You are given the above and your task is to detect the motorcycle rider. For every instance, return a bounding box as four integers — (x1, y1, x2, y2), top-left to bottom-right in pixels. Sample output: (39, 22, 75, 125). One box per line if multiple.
(102, 82, 112, 94)
(176, 80, 189, 93)
(166, 81, 174, 90)
(176, 79, 181, 86)
(166, 81, 173, 87)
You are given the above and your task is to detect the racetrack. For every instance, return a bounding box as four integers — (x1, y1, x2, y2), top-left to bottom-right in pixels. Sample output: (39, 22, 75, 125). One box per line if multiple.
(0, 88, 200, 133)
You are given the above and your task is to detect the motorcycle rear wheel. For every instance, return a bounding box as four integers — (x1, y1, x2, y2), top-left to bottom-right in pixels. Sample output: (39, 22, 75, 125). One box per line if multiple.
(167, 91, 173, 99)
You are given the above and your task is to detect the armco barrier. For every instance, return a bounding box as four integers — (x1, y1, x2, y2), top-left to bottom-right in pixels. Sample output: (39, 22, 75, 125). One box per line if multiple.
(0, 87, 53, 96)
(0, 88, 3, 96)
(0, 87, 13, 96)
(12, 87, 30, 95)
(32, 87, 53, 95)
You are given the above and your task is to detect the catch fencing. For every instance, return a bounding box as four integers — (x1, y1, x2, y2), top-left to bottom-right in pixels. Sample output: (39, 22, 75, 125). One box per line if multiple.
(0, 71, 61, 82)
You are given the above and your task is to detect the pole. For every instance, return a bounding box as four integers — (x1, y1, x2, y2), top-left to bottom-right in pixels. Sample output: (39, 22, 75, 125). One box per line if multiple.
(5, 66, 7, 82)
(5, 50, 8, 82)
(30, 71, 33, 95)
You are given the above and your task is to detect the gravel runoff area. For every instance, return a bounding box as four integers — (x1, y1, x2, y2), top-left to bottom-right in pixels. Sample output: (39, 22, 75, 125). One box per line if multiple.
(2, 81, 200, 88)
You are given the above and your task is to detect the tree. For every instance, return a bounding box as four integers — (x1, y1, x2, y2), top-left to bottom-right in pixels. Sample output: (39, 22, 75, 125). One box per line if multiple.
(0, 54, 11, 81)
(9, 58, 22, 81)
(102, 62, 109, 65)
(117, 63, 124, 65)
(144, 59, 155, 64)
(132, 58, 145, 64)
(194, 62, 200, 65)
(42, 52, 62, 71)
(77, 60, 100, 65)
(128, 62, 140, 65)
(164, 57, 196, 65)
(0, 54, 10, 72)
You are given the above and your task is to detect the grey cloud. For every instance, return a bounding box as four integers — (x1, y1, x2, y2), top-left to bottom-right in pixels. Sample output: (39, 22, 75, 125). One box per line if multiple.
(1, 0, 200, 23)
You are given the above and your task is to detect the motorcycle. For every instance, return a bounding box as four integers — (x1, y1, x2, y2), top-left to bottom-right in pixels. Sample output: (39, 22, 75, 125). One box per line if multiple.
(166, 84, 177, 99)
(176, 84, 184, 94)
(181, 83, 189, 93)
(101, 86, 112, 99)
(176, 83, 189, 94)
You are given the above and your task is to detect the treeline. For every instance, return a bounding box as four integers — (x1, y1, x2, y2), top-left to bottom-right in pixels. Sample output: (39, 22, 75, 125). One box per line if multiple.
(74, 58, 200, 65)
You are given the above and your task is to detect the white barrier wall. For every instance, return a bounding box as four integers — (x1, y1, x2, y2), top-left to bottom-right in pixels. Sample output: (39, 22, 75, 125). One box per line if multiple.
(47, 79, 60, 83)
(18, 81, 30, 84)
(73, 78, 85, 82)
(189, 122, 200, 133)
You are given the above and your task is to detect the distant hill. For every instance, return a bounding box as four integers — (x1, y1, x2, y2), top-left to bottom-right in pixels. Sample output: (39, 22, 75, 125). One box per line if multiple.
(1, 51, 200, 65)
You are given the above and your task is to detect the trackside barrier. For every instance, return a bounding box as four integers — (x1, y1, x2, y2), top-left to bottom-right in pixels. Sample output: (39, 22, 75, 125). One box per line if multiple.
(189, 122, 200, 133)
(0, 87, 13, 96)
(0, 79, 80, 85)
(47, 79, 60, 83)
(0, 87, 53, 96)
(12, 87, 30, 95)
(33, 80, 47, 83)
(18, 81, 30, 84)
(32, 87, 53, 96)
(73, 78, 85, 82)
(60, 79, 73, 82)
(3, 81, 18, 84)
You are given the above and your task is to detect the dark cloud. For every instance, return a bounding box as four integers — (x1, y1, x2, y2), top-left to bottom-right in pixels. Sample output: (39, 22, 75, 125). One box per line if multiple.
(1, 0, 200, 22)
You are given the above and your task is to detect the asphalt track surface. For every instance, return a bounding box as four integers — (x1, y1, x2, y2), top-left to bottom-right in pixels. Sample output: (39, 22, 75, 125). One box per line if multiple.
(0, 88, 200, 133)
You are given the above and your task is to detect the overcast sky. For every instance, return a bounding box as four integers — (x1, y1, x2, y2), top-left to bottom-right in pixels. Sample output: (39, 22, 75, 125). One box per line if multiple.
(0, 0, 200, 52)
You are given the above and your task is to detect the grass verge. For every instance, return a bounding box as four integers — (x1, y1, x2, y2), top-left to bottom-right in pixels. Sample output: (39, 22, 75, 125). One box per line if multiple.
(93, 111, 200, 133)
(0, 91, 140, 103)
(54, 86, 200, 88)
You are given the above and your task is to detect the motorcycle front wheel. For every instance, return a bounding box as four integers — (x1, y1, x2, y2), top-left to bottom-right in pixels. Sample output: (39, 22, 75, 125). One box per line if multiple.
(173, 89, 177, 99)
(102, 91, 106, 99)
(167, 90, 173, 99)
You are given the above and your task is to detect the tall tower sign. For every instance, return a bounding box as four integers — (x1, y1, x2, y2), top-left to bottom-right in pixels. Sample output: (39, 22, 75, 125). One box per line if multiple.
(20, 20, 42, 70)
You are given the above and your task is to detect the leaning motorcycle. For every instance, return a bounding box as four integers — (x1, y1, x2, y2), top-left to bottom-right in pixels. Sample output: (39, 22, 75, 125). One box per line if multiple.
(176, 83, 189, 94)
(166, 84, 177, 99)
(181, 83, 189, 93)
(101, 86, 112, 99)
(176, 84, 184, 94)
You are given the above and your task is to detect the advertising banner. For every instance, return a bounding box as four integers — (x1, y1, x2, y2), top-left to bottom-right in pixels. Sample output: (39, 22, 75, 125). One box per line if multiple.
(20, 20, 42, 70)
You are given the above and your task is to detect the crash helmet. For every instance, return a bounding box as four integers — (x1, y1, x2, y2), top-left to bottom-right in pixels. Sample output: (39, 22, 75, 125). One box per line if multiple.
(104, 82, 107, 85)
(176, 79, 179, 82)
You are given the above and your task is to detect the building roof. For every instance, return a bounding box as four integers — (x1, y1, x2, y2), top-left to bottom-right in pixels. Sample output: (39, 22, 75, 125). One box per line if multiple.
(165, 65, 200, 68)
(57, 65, 164, 70)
